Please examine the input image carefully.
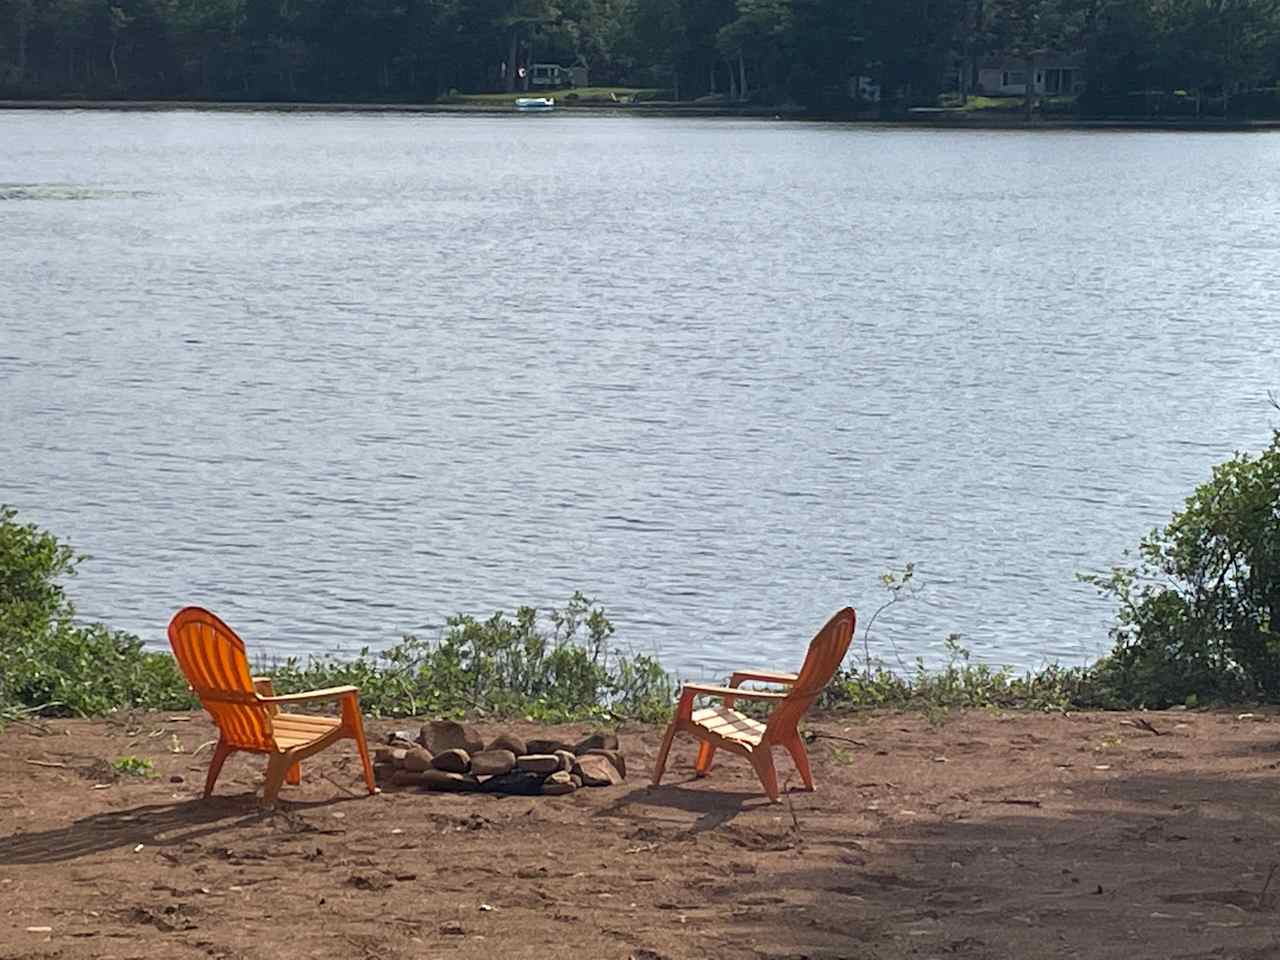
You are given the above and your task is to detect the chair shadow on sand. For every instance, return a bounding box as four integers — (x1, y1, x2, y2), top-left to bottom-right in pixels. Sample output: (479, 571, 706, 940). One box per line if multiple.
(0, 792, 362, 866)
(594, 778, 787, 836)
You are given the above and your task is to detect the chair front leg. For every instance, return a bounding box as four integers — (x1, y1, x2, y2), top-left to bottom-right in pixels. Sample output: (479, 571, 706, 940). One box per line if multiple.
(784, 735, 815, 791)
(749, 747, 781, 803)
(262, 752, 294, 808)
(341, 692, 377, 795)
(651, 721, 678, 786)
(651, 688, 695, 787)
(204, 738, 233, 798)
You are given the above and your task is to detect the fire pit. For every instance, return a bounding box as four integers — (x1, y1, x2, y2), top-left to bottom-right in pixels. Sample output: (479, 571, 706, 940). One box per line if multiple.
(373, 720, 625, 796)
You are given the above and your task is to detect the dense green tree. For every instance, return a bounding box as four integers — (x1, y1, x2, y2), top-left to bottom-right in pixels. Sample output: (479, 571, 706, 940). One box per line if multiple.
(0, 0, 1277, 110)
(1087, 431, 1280, 707)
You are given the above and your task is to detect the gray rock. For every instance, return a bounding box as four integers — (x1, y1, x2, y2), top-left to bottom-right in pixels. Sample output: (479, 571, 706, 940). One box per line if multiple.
(573, 753, 623, 787)
(373, 763, 397, 784)
(387, 729, 418, 746)
(471, 749, 516, 777)
(554, 749, 576, 772)
(487, 733, 527, 756)
(390, 769, 432, 787)
(373, 746, 396, 764)
(526, 737, 570, 755)
(542, 770, 576, 795)
(478, 770, 545, 796)
(584, 748, 626, 779)
(431, 748, 471, 773)
(573, 731, 620, 755)
(403, 747, 434, 772)
(389, 748, 409, 767)
(419, 770, 478, 792)
(420, 719, 485, 756)
(515, 754, 560, 775)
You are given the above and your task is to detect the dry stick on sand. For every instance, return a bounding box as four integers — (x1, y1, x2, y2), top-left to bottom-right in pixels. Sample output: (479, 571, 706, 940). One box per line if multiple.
(1258, 862, 1279, 909)
(980, 798, 1042, 807)
(1120, 717, 1164, 736)
(319, 772, 362, 798)
(805, 732, 869, 748)
(784, 779, 802, 838)
(23, 759, 69, 769)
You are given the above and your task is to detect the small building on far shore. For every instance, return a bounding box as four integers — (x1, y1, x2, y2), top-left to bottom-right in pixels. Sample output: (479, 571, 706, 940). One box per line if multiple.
(977, 57, 1084, 97)
(530, 63, 589, 89)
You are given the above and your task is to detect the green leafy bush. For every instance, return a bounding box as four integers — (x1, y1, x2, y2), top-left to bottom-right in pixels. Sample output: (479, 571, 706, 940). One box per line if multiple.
(1083, 431, 1280, 707)
(0, 506, 195, 720)
(0, 506, 671, 724)
(264, 592, 675, 722)
(821, 635, 1097, 713)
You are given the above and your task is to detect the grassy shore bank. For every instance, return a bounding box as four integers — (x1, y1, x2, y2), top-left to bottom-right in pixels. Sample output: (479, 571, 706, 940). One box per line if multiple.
(7, 418, 1280, 728)
(5, 98, 1279, 129)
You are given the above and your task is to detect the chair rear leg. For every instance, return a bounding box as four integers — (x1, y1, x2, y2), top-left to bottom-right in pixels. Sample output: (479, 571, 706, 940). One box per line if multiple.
(651, 721, 678, 786)
(784, 735, 815, 791)
(204, 740, 233, 798)
(694, 741, 717, 777)
(342, 693, 377, 794)
(749, 748, 781, 803)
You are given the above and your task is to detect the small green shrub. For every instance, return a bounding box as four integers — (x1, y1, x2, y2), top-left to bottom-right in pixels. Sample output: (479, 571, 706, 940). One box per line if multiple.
(1082, 430, 1280, 707)
(821, 635, 1097, 713)
(0, 506, 195, 719)
(111, 755, 155, 778)
(815, 563, 1106, 715)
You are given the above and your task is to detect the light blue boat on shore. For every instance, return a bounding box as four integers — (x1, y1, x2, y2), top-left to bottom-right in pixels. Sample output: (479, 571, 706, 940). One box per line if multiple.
(514, 97, 555, 113)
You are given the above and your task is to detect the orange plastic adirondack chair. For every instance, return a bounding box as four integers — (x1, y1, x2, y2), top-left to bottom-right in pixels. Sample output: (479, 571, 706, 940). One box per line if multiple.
(167, 606, 377, 807)
(651, 607, 856, 802)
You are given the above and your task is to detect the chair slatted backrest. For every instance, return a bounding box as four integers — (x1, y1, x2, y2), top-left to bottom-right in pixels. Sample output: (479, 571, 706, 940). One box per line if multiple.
(763, 607, 856, 742)
(168, 607, 275, 751)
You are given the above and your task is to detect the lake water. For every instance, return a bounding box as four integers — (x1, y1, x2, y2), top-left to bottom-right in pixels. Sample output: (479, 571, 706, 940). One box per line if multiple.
(2, 109, 1278, 679)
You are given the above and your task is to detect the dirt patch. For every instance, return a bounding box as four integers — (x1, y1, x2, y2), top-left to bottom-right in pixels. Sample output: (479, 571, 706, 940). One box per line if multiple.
(4, 708, 1280, 959)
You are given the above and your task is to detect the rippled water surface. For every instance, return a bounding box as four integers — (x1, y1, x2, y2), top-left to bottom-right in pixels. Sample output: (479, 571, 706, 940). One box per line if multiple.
(2, 110, 1278, 676)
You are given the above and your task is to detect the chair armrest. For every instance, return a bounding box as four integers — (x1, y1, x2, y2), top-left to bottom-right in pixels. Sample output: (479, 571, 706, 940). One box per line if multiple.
(259, 685, 359, 705)
(680, 683, 789, 701)
(252, 677, 275, 696)
(729, 670, 798, 687)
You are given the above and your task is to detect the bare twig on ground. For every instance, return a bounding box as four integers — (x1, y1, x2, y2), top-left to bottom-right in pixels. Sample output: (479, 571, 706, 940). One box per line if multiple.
(2, 704, 58, 734)
(319, 772, 361, 798)
(23, 758, 69, 769)
(1258, 862, 1278, 908)
(979, 798, 1042, 807)
(1120, 717, 1164, 736)
(805, 732, 869, 747)
(784, 779, 802, 838)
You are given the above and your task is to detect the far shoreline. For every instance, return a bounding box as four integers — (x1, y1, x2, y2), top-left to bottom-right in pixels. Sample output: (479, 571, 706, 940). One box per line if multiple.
(3, 97, 1280, 131)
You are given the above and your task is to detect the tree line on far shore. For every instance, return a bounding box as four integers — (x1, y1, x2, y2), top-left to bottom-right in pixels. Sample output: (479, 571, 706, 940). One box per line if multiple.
(1, 0, 1279, 110)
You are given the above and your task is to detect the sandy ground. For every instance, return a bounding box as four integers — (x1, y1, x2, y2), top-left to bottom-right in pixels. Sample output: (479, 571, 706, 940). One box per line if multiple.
(3, 708, 1280, 960)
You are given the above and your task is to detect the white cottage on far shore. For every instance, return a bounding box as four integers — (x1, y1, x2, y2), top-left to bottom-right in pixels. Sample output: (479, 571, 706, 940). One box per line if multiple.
(976, 57, 1084, 97)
